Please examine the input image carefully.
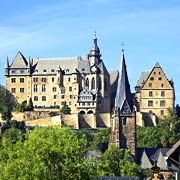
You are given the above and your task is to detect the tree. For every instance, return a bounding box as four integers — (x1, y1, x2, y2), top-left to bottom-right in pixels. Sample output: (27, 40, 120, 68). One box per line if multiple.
(0, 126, 92, 180)
(60, 102, 71, 114)
(0, 84, 16, 121)
(27, 97, 33, 111)
(137, 108, 180, 148)
(97, 145, 141, 177)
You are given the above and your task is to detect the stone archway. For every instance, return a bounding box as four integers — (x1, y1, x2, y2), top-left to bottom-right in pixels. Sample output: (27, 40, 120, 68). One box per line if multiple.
(87, 110, 94, 114)
(79, 110, 85, 114)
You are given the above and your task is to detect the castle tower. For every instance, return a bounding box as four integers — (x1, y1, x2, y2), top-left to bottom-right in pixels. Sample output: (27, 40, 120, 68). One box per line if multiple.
(110, 49, 136, 156)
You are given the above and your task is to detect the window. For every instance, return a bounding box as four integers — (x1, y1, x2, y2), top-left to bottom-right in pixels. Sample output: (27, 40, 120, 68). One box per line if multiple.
(11, 78, 16, 83)
(70, 95, 72, 99)
(148, 100, 153, 107)
(12, 70, 16, 74)
(42, 84, 46, 92)
(159, 72, 161, 75)
(161, 91, 165, 97)
(61, 102, 65, 105)
(33, 78, 38, 82)
(69, 87, 72, 92)
(52, 77, 54, 82)
(34, 85, 38, 92)
(20, 70, 25, 74)
(68, 77, 71, 82)
(69, 102, 71, 105)
(160, 110, 164, 116)
(20, 88, 24, 93)
(149, 91, 153, 97)
(161, 84, 164, 87)
(150, 77, 154, 80)
(51, 69, 55, 72)
(20, 78, 24, 83)
(160, 100, 165, 107)
(43, 69, 47, 72)
(42, 96, 46, 101)
(122, 117, 127, 126)
(61, 95, 65, 99)
(54, 95, 57, 99)
(85, 78, 89, 89)
(42, 78, 46, 82)
(52, 87, 56, 92)
(11, 88, 16, 93)
(159, 77, 162, 80)
(61, 88, 65, 94)
(149, 83, 152, 87)
(91, 77, 95, 90)
(154, 72, 156, 75)
(34, 96, 38, 101)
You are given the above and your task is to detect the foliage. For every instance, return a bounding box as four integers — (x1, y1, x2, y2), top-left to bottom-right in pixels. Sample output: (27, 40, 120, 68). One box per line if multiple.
(76, 128, 110, 152)
(137, 108, 180, 148)
(90, 128, 110, 152)
(49, 111, 59, 117)
(15, 98, 34, 112)
(97, 145, 141, 177)
(0, 84, 16, 120)
(27, 97, 34, 111)
(0, 126, 92, 180)
(60, 102, 71, 114)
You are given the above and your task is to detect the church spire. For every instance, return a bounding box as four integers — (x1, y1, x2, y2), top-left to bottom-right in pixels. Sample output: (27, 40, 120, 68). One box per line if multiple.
(115, 49, 133, 113)
(89, 32, 101, 66)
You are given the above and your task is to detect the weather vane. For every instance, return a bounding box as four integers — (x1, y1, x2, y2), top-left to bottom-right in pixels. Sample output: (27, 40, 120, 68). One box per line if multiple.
(122, 42, 124, 52)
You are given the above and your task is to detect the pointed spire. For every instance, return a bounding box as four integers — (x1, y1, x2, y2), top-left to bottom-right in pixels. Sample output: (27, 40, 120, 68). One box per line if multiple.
(115, 49, 133, 112)
(5, 56, 9, 68)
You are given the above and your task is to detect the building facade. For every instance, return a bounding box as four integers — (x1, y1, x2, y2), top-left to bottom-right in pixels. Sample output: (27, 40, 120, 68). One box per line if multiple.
(135, 63, 175, 124)
(5, 35, 117, 115)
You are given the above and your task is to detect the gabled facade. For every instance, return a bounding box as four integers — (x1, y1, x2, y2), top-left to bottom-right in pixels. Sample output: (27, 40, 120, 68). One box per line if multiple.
(110, 50, 136, 156)
(5, 35, 116, 115)
(135, 63, 175, 120)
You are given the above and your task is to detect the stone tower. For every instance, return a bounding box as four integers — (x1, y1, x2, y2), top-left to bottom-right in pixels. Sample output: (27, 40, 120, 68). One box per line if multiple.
(110, 49, 136, 156)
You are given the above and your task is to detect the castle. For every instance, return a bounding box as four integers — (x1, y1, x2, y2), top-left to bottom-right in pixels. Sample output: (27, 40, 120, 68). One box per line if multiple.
(5, 34, 118, 116)
(5, 34, 175, 154)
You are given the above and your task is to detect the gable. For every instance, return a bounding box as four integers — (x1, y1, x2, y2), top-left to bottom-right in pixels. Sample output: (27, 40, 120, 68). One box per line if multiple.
(10, 51, 28, 68)
(142, 64, 173, 90)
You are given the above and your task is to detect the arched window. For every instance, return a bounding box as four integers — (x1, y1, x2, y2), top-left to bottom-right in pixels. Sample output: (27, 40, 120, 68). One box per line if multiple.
(91, 77, 95, 90)
(79, 110, 85, 114)
(42, 96, 46, 101)
(85, 78, 89, 89)
(87, 110, 93, 114)
(34, 96, 38, 101)
(98, 76, 102, 90)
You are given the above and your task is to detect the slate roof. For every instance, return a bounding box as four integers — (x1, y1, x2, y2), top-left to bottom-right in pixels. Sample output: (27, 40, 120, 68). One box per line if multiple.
(166, 140, 180, 167)
(136, 148, 178, 171)
(32, 56, 89, 75)
(115, 51, 133, 112)
(135, 71, 150, 87)
(109, 71, 119, 86)
(11, 51, 28, 68)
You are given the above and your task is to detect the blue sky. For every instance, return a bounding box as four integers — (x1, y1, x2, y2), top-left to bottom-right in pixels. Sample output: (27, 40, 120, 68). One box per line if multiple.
(0, 0, 180, 104)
